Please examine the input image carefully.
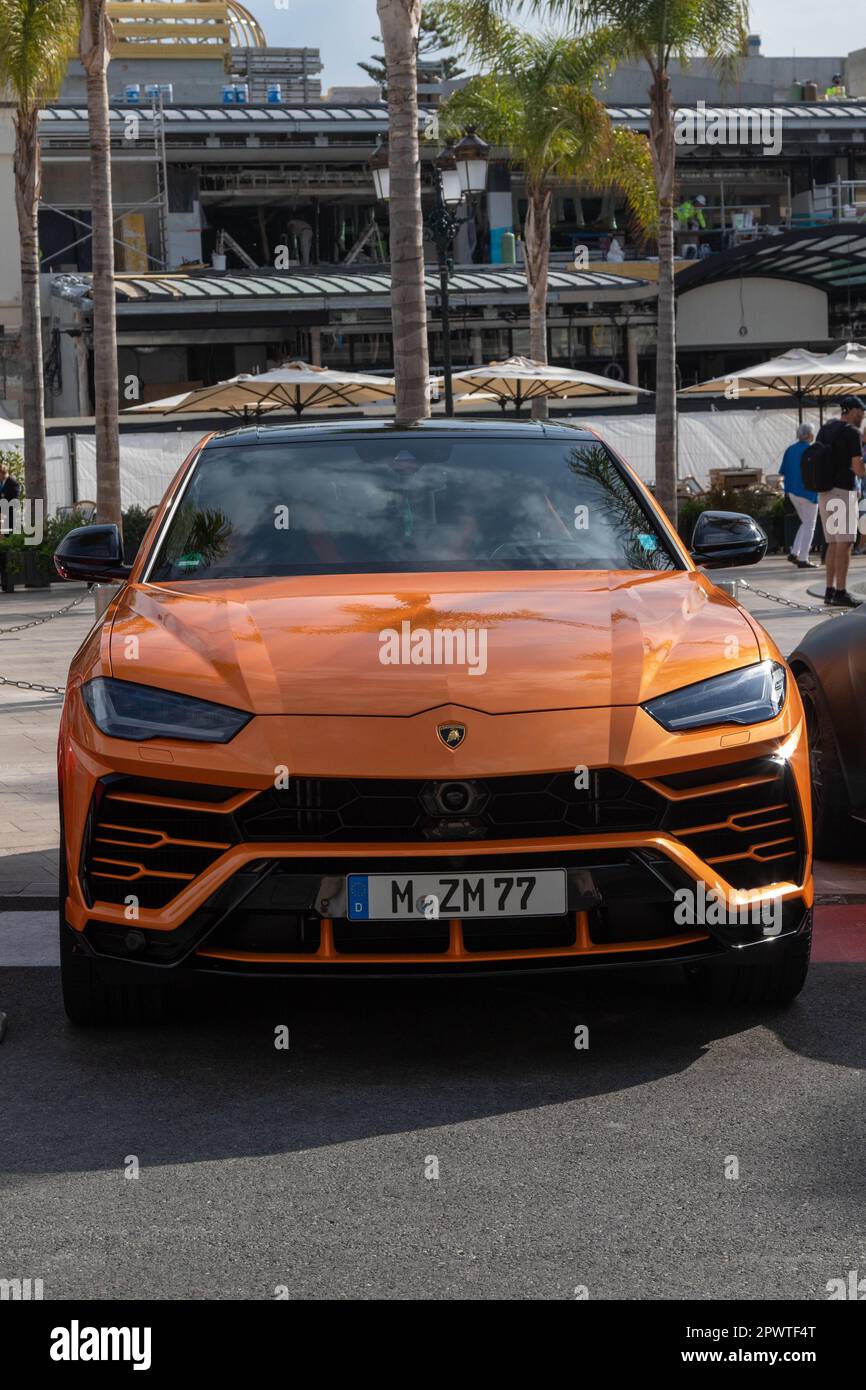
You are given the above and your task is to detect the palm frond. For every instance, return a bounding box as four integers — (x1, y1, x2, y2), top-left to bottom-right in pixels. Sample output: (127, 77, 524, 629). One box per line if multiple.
(440, 22, 657, 226)
(586, 125, 658, 235)
(436, 0, 749, 74)
(0, 0, 80, 111)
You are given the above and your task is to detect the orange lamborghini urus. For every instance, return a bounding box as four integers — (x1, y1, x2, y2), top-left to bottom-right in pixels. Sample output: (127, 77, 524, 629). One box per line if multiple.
(54, 421, 812, 1024)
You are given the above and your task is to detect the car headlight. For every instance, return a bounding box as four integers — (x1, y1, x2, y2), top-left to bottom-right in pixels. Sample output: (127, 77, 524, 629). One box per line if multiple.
(82, 677, 250, 743)
(642, 660, 787, 732)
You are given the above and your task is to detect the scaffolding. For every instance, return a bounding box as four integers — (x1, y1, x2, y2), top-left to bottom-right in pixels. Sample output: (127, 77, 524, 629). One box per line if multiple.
(107, 1, 267, 65)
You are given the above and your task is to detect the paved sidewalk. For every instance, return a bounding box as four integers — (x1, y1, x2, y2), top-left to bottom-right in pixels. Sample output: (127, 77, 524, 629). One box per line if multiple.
(1, 560, 864, 904)
(0, 583, 93, 902)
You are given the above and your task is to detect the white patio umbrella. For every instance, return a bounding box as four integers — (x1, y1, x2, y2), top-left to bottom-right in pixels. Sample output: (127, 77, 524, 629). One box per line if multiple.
(805, 341, 866, 396)
(679, 346, 866, 421)
(125, 361, 396, 419)
(443, 356, 651, 412)
(0, 417, 24, 444)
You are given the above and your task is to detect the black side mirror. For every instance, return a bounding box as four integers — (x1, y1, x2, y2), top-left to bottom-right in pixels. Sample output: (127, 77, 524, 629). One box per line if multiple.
(54, 524, 132, 583)
(690, 510, 767, 569)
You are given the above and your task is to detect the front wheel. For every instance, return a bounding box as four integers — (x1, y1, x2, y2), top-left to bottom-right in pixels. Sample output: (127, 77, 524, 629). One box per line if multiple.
(683, 917, 811, 1007)
(796, 670, 860, 858)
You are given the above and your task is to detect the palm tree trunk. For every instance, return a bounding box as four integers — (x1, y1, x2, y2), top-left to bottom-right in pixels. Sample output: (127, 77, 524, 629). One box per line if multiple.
(13, 109, 47, 512)
(524, 185, 552, 420)
(80, 0, 121, 532)
(377, 0, 430, 426)
(649, 63, 677, 524)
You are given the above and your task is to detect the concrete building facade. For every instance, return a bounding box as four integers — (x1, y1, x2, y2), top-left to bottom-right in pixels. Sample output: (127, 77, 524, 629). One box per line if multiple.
(3, 24, 866, 420)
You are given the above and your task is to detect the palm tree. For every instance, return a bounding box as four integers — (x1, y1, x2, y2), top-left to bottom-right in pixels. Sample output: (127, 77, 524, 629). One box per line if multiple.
(440, 10, 656, 417)
(0, 0, 79, 512)
(79, 0, 121, 530)
(377, 0, 431, 426)
(433, 0, 747, 518)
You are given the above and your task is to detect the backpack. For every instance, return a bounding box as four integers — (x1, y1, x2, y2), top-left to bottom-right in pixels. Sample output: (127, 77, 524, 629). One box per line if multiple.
(801, 419, 844, 492)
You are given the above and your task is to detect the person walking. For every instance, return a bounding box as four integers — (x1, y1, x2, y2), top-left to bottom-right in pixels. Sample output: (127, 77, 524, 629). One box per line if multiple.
(815, 396, 865, 607)
(779, 422, 819, 569)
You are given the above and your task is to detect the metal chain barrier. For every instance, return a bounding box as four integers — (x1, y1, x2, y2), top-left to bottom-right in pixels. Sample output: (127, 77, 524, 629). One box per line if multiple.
(736, 578, 853, 616)
(0, 591, 88, 635)
(0, 589, 90, 694)
(0, 674, 66, 694)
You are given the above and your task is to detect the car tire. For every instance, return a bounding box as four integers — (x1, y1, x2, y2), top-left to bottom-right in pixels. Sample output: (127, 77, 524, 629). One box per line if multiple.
(796, 670, 861, 858)
(683, 915, 811, 1007)
(59, 824, 170, 1027)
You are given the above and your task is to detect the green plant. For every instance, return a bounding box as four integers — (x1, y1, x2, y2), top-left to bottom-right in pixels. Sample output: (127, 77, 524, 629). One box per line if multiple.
(0, 502, 158, 579)
(0, 447, 24, 488)
(677, 487, 785, 553)
(360, 11, 465, 92)
(121, 504, 153, 562)
(2, 510, 86, 575)
(438, 6, 656, 418)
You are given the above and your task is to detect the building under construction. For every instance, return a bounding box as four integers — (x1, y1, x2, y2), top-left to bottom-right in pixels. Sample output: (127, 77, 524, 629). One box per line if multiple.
(3, 1, 866, 420)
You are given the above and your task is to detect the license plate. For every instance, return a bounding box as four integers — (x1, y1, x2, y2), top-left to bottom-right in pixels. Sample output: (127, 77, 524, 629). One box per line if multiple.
(346, 870, 567, 921)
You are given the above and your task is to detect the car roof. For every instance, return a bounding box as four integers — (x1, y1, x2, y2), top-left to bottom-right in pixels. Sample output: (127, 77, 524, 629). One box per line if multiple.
(203, 417, 600, 448)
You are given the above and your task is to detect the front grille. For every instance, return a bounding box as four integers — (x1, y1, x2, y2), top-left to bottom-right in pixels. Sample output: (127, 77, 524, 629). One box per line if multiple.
(332, 920, 451, 955)
(81, 756, 806, 912)
(652, 757, 805, 891)
(83, 778, 243, 909)
(463, 915, 577, 952)
(234, 771, 662, 843)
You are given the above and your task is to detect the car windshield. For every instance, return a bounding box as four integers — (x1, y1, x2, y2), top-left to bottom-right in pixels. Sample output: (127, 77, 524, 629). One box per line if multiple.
(147, 435, 680, 581)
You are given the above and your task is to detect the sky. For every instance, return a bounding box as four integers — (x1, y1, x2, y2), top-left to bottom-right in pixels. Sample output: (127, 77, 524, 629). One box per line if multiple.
(260, 1, 861, 90)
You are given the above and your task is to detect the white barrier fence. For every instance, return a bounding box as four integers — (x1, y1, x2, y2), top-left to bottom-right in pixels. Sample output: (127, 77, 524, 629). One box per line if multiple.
(44, 407, 827, 513)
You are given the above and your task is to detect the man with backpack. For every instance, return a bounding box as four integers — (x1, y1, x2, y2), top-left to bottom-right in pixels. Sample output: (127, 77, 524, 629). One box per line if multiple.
(801, 396, 866, 607)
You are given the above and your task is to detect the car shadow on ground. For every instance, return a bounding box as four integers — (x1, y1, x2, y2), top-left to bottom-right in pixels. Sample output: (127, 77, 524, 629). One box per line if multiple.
(1, 959, 863, 1177)
(0, 849, 59, 900)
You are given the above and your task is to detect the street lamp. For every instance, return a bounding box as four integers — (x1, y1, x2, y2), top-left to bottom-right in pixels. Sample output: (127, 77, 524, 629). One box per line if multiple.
(453, 127, 490, 198)
(369, 135, 391, 202)
(370, 127, 490, 416)
(435, 142, 464, 207)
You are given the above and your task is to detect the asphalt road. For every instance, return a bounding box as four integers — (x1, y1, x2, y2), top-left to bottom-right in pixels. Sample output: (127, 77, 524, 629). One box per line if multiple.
(1, 911, 864, 1300)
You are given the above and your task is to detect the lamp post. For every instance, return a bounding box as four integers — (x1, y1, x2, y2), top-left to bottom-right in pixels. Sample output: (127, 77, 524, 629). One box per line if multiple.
(371, 126, 489, 415)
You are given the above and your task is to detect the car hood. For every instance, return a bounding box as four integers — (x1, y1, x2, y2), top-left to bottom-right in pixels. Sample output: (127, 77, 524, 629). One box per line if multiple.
(107, 570, 764, 717)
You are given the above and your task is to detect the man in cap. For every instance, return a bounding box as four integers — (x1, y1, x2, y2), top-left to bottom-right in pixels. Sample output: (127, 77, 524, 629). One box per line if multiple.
(815, 396, 865, 606)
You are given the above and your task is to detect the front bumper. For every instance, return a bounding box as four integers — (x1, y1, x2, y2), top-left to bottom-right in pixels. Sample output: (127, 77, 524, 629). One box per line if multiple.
(59, 698, 813, 980)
